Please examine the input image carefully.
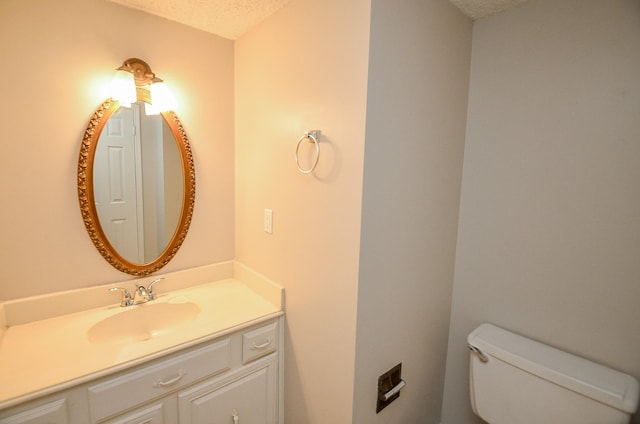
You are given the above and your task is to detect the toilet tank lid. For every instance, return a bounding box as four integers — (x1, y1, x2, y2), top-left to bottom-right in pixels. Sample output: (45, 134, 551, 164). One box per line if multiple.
(468, 323, 640, 414)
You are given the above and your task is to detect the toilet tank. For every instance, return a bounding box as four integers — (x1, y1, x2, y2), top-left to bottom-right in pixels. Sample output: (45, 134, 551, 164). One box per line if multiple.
(468, 323, 639, 424)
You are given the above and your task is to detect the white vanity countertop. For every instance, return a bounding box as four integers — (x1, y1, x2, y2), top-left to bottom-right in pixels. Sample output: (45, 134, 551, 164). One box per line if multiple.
(0, 262, 284, 410)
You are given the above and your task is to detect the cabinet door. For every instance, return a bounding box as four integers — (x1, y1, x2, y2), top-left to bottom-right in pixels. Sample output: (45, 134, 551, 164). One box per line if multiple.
(102, 402, 168, 424)
(179, 357, 277, 424)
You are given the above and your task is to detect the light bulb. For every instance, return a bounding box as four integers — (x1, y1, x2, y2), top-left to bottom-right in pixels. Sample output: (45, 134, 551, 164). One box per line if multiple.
(109, 70, 136, 107)
(150, 81, 176, 112)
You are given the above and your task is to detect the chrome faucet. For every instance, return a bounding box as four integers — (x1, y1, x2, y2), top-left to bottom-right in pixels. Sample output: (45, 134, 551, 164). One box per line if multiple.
(109, 277, 166, 307)
(109, 287, 134, 307)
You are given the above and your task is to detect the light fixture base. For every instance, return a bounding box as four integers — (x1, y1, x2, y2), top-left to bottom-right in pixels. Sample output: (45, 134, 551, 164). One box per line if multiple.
(111, 58, 175, 112)
(118, 58, 160, 86)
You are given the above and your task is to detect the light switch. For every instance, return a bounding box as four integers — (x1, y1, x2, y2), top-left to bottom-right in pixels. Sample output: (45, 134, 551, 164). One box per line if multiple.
(264, 209, 273, 234)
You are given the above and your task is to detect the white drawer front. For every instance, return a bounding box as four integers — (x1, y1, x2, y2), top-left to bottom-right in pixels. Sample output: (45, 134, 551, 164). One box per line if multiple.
(242, 323, 278, 364)
(88, 339, 230, 422)
(0, 399, 68, 424)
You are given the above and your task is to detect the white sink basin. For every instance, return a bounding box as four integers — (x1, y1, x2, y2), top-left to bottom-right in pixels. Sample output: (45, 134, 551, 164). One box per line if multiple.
(88, 301, 200, 344)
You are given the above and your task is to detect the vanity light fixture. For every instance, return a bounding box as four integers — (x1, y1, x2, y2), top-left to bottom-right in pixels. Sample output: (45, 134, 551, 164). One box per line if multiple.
(109, 58, 176, 113)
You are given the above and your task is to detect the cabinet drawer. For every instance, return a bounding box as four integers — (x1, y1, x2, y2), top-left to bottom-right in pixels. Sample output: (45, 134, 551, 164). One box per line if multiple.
(0, 399, 67, 424)
(88, 339, 230, 422)
(242, 323, 278, 364)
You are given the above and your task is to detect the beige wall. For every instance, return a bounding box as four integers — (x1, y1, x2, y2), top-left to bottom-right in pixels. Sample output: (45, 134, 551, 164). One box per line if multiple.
(353, 0, 470, 422)
(234, 0, 371, 422)
(0, 0, 235, 300)
(441, 1, 640, 423)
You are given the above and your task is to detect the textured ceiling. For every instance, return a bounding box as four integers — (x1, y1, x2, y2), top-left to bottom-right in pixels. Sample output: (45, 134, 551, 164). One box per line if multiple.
(106, 0, 529, 40)
(106, 0, 292, 40)
(449, 0, 529, 20)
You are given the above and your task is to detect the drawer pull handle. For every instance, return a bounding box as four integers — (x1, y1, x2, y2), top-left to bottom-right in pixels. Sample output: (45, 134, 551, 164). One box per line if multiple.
(251, 337, 272, 350)
(154, 369, 186, 388)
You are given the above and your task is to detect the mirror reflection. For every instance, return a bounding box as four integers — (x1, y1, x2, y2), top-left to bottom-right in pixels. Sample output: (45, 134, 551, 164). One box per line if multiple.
(93, 102, 183, 264)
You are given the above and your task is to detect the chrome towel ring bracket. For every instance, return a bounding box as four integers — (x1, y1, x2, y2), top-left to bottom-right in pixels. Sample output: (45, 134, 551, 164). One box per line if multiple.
(295, 130, 321, 174)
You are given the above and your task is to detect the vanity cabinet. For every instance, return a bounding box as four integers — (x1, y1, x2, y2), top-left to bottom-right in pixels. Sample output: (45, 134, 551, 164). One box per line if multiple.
(0, 317, 283, 424)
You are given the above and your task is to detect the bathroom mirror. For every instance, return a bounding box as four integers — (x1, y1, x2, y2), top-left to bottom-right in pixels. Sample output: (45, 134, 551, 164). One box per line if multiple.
(78, 98, 195, 275)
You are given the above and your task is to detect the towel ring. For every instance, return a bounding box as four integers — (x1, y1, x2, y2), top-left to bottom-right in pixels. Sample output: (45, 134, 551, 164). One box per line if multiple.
(295, 130, 321, 174)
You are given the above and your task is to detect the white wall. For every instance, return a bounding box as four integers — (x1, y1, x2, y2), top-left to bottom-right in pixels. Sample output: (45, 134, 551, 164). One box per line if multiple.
(353, 0, 471, 422)
(441, 1, 640, 422)
(0, 0, 235, 300)
(234, 0, 371, 422)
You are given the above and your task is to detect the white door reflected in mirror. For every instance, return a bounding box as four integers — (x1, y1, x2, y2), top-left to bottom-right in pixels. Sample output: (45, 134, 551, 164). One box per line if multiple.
(93, 103, 184, 264)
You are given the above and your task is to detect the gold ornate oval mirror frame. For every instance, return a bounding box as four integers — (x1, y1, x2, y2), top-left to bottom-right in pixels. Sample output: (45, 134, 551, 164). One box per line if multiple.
(77, 98, 195, 275)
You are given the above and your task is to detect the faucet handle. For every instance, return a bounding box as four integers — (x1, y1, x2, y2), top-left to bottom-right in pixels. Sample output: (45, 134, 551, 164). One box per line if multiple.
(109, 287, 134, 307)
(147, 277, 165, 300)
(135, 284, 148, 296)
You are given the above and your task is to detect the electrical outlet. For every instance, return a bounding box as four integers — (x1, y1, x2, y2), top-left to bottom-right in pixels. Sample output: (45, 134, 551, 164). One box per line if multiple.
(264, 209, 273, 234)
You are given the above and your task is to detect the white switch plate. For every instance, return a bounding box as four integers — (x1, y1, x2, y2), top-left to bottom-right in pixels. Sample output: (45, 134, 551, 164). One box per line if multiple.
(264, 209, 273, 234)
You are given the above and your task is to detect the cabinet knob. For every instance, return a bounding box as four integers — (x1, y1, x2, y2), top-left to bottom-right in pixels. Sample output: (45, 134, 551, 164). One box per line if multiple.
(232, 408, 239, 423)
